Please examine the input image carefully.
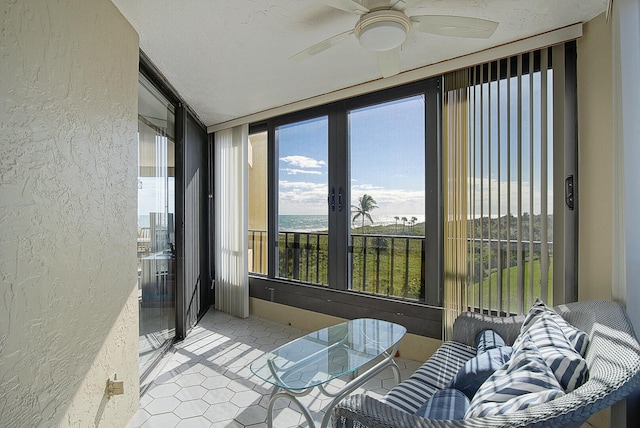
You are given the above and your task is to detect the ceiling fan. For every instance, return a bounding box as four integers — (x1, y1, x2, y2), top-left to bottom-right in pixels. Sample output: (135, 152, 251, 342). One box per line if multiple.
(290, 0, 499, 78)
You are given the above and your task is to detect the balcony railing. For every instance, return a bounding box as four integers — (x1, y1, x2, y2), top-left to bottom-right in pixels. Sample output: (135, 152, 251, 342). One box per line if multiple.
(249, 229, 425, 300)
(249, 229, 553, 305)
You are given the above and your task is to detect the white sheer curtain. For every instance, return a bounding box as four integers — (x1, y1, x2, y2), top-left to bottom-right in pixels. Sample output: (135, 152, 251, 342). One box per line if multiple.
(214, 124, 249, 318)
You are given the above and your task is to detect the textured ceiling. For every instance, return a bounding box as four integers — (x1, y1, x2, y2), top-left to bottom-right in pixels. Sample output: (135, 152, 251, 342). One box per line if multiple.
(110, 0, 608, 127)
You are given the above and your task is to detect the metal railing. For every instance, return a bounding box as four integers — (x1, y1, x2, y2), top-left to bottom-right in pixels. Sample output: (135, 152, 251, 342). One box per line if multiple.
(249, 230, 553, 305)
(249, 229, 425, 300)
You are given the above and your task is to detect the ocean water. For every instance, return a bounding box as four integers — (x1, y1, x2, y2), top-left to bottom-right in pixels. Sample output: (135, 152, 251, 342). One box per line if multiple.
(279, 215, 327, 232)
(279, 214, 424, 232)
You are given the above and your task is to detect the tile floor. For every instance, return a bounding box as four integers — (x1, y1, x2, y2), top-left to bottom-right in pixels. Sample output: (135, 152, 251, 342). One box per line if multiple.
(127, 309, 595, 428)
(127, 309, 422, 428)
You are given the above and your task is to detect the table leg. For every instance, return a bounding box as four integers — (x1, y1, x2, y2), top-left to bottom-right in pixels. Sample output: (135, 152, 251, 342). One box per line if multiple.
(265, 344, 402, 428)
(319, 344, 402, 428)
(266, 386, 315, 428)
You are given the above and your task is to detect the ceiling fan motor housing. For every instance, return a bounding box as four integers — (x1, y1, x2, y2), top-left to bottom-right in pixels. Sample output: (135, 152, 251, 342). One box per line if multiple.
(355, 10, 412, 51)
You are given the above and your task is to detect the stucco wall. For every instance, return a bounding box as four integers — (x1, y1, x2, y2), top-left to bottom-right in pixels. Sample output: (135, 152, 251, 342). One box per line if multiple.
(576, 12, 614, 428)
(576, 13, 614, 303)
(0, 0, 140, 426)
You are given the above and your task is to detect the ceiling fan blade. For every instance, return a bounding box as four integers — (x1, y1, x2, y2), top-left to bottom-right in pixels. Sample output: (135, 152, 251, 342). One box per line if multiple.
(377, 47, 400, 78)
(290, 30, 354, 62)
(390, 0, 421, 12)
(411, 15, 498, 39)
(326, 0, 369, 15)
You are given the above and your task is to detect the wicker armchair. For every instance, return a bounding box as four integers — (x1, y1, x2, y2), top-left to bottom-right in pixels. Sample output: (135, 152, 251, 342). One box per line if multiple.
(333, 300, 640, 428)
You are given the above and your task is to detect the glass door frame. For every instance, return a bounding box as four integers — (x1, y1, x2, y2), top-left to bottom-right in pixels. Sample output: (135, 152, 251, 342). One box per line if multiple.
(137, 70, 177, 381)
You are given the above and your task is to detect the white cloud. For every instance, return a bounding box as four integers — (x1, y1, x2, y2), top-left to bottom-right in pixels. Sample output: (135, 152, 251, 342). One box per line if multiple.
(281, 168, 322, 175)
(280, 155, 326, 169)
(351, 184, 425, 217)
(279, 180, 328, 214)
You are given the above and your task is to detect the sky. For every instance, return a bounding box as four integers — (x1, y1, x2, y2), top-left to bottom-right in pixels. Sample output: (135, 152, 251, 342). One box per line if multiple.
(277, 95, 426, 221)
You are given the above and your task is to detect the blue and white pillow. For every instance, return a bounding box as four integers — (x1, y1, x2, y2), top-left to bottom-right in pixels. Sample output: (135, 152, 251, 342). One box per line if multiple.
(465, 339, 565, 418)
(415, 388, 469, 420)
(516, 312, 588, 392)
(447, 346, 513, 399)
(521, 298, 589, 356)
(475, 329, 507, 354)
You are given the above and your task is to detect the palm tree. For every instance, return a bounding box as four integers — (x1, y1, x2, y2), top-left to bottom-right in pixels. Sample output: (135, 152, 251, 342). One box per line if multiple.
(351, 194, 378, 229)
(411, 216, 418, 233)
(401, 216, 408, 234)
(394, 216, 399, 234)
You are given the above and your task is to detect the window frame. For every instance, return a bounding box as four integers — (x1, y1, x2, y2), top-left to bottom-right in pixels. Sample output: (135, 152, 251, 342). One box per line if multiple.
(249, 80, 443, 337)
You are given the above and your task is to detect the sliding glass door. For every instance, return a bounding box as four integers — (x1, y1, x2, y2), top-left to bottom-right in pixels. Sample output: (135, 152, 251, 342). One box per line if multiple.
(348, 95, 426, 299)
(276, 116, 329, 284)
(137, 73, 176, 378)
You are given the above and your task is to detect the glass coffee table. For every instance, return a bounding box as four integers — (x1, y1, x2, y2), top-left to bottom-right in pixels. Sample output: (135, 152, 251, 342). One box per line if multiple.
(250, 318, 406, 428)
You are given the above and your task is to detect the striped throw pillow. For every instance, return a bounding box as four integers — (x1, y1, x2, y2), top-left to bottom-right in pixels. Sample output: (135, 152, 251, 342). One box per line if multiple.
(521, 298, 589, 355)
(516, 312, 588, 392)
(466, 339, 565, 418)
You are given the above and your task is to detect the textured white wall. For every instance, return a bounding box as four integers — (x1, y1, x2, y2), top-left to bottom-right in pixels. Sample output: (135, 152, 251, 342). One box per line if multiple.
(577, 12, 614, 304)
(0, 0, 140, 426)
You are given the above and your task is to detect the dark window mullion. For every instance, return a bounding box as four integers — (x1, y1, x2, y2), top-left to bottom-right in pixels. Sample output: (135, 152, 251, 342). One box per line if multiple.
(424, 77, 442, 306)
(327, 104, 350, 290)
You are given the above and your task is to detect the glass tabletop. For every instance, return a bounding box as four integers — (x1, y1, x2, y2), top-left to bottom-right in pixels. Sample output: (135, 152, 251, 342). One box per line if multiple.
(250, 318, 406, 390)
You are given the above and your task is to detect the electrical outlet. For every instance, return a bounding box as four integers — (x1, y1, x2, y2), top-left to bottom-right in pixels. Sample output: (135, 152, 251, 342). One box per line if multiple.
(107, 377, 124, 397)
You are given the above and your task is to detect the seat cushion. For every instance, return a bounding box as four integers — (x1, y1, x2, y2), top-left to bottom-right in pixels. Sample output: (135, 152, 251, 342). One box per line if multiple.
(383, 377, 441, 414)
(415, 388, 469, 420)
(382, 341, 475, 413)
(410, 341, 476, 388)
(466, 339, 565, 418)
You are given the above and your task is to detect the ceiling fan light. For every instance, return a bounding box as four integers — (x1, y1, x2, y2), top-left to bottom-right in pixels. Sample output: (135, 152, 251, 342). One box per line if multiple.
(358, 21, 407, 51)
(354, 10, 411, 52)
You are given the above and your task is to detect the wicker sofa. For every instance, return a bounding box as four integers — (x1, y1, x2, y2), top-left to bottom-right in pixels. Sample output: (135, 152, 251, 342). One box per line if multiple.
(333, 300, 640, 427)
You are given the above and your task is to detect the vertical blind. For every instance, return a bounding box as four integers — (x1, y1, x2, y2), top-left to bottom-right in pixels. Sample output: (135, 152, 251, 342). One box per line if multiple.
(443, 69, 470, 338)
(444, 48, 554, 331)
(214, 124, 250, 318)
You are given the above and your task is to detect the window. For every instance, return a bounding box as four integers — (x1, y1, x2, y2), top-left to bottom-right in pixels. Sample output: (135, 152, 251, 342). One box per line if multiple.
(250, 85, 435, 299)
(466, 53, 555, 315)
(443, 46, 576, 326)
(248, 44, 576, 334)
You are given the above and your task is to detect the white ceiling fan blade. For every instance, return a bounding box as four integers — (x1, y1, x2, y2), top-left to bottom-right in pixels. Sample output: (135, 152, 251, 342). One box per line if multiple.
(290, 30, 354, 62)
(389, 0, 407, 11)
(377, 48, 400, 78)
(411, 15, 498, 39)
(390, 0, 421, 12)
(326, 0, 369, 15)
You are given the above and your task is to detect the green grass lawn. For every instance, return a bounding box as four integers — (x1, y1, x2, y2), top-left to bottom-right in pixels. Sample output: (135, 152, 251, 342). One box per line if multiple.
(471, 257, 554, 311)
